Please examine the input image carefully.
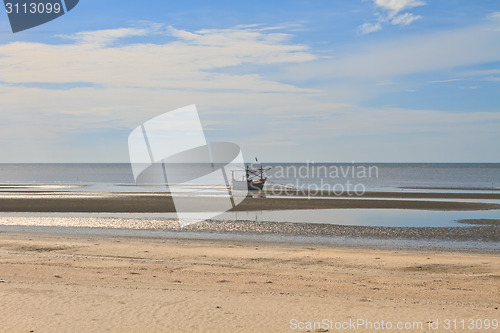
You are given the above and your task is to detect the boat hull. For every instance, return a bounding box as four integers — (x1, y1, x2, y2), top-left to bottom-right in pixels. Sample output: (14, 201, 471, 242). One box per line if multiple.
(233, 179, 266, 191)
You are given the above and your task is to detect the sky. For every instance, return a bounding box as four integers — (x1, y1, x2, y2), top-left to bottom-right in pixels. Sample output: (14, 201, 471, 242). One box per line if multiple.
(0, 0, 499, 163)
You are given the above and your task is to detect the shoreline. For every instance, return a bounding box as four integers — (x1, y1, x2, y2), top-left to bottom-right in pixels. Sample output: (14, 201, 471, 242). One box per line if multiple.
(1, 189, 498, 252)
(0, 217, 498, 243)
(1, 217, 498, 253)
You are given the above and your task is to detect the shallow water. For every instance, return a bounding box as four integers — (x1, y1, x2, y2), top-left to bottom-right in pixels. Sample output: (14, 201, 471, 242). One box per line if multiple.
(224, 209, 500, 227)
(1, 207, 499, 228)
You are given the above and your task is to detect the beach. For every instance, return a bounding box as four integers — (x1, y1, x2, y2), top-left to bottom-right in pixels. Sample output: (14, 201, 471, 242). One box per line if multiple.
(0, 184, 499, 332)
(0, 232, 499, 332)
(1, 0, 499, 328)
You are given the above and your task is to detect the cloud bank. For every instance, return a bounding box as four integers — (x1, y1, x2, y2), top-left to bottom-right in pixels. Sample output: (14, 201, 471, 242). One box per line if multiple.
(0, 19, 498, 162)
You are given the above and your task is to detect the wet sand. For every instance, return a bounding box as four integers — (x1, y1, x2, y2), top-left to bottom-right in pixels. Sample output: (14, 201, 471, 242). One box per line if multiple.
(264, 189, 500, 199)
(0, 191, 499, 212)
(457, 219, 500, 226)
(0, 232, 498, 333)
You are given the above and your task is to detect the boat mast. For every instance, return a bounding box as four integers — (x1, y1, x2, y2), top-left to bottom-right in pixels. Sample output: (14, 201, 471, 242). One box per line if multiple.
(255, 157, 263, 180)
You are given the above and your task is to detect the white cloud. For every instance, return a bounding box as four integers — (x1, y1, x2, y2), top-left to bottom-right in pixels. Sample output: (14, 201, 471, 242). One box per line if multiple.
(0, 24, 325, 161)
(375, 0, 425, 17)
(488, 11, 500, 21)
(58, 27, 153, 45)
(460, 69, 500, 77)
(358, 22, 382, 35)
(359, 0, 425, 33)
(453, 68, 500, 83)
(429, 78, 464, 83)
(284, 22, 500, 82)
(0, 25, 317, 92)
(391, 13, 422, 25)
(236, 104, 500, 162)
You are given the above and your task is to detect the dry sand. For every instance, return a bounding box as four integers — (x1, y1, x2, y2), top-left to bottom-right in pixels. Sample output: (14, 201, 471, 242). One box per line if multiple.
(0, 232, 498, 332)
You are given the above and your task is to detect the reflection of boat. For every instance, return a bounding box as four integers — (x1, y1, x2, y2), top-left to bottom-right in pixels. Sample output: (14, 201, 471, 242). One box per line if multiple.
(232, 159, 270, 191)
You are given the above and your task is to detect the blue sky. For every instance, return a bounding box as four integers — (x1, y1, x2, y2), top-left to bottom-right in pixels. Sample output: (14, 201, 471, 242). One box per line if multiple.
(0, 0, 499, 162)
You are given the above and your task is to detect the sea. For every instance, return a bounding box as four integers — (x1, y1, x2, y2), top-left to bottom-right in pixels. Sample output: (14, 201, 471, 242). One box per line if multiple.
(0, 163, 499, 250)
(0, 163, 499, 192)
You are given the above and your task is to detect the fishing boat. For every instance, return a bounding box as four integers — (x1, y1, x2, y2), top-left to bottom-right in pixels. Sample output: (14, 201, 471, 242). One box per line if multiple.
(232, 158, 270, 191)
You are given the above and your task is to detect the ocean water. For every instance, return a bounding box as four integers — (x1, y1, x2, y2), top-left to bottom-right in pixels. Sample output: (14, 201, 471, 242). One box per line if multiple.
(0, 163, 499, 192)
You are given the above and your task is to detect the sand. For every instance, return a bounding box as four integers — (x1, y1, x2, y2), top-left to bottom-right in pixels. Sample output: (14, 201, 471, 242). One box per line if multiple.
(0, 191, 499, 212)
(457, 219, 500, 226)
(0, 232, 498, 333)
